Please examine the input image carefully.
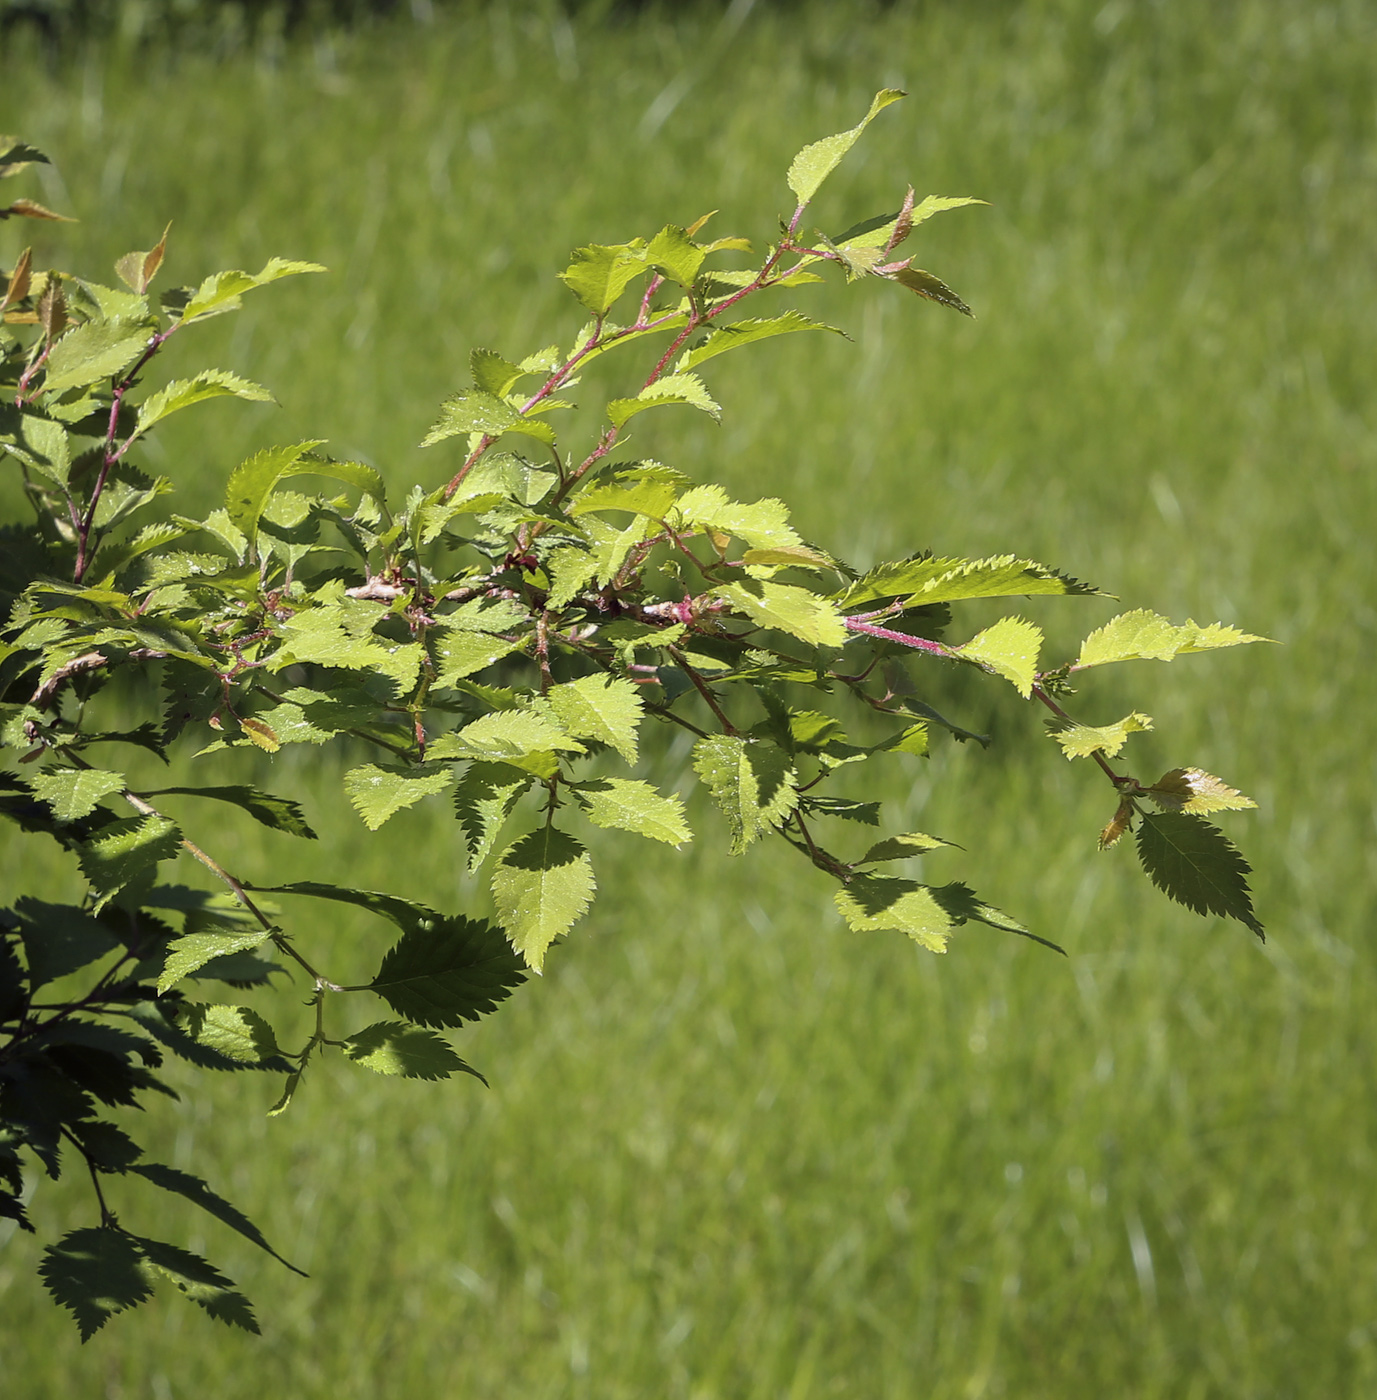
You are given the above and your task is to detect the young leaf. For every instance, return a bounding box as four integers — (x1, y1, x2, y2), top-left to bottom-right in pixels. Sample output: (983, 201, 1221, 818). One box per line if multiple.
(113, 224, 170, 294)
(841, 554, 1097, 611)
(716, 580, 846, 648)
(1143, 768, 1257, 815)
(370, 916, 527, 1029)
(343, 763, 452, 830)
(559, 241, 647, 314)
(1099, 797, 1136, 850)
(1076, 610, 1269, 669)
(491, 826, 597, 972)
(572, 778, 692, 846)
(676, 312, 841, 372)
(956, 616, 1042, 696)
(692, 735, 799, 854)
(133, 370, 273, 441)
(546, 674, 644, 764)
(453, 763, 531, 872)
(175, 257, 325, 325)
(1046, 712, 1154, 760)
(419, 389, 521, 448)
(30, 767, 126, 821)
(644, 224, 705, 286)
(607, 372, 721, 428)
(343, 1022, 482, 1082)
(1135, 812, 1264, 939)
(156, 930, 273, 994)
(787, 89, 906, 205)
(40, 1227, 153, 1341)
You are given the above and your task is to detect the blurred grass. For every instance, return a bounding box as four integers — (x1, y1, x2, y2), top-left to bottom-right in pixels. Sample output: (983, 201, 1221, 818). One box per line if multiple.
(2, 0, 1376, 1395)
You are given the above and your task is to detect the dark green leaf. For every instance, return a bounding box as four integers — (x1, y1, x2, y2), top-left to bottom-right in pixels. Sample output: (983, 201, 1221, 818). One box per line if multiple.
(145, 785, 317, 839)
(40, 1227, 152, 1340)
(132, 1235, 258, 1332)
(132, 1163, 304, 1274)
(369, 916, 527, 1029)
(13, 898, 121, 989)
(1135, 813, 1264, 939)
(343, 1021, 482, 1082)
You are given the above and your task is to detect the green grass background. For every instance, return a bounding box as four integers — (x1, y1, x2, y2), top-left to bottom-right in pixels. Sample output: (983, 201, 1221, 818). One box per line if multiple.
(2, 0, 1376, 1394)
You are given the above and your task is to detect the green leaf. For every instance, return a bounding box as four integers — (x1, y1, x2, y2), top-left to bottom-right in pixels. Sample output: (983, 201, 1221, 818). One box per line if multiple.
(716, 580, 846, 648)
(671, 486, 803, 550)
(607, 372, 720, 429)
(77, 815, 181, 909)
(841, 553, 1097, 610)
(156, 930, 273, 994)
(43, 319, 149, 396)
(369, 916, 526, 1028)
(469, 347, 527, 396)
(419, 390, 521, 448)
(1047, 712, 1153, 760)
(644, 224, 705, 286)
(343, 1021, 481, 1082)
(14, 412, 72, 485)
(430, 630, 520, 689)
(572, 778, 691, 846)
(344, 763, 452, 830)
(453, 762, 530, 872)
(177, 1004, 281, 1064)
(491, 826, 596, 972)
(786, 89, 906, 205)
(132, 1236, 258, 1333)
(40, 1227, 153, 1340)
(856, 832, 956, 863)
(956, 616, 1043, 696)
(546, 674, 644, 764)
(1135, 813, 1264, 939)
(1076, 610, 1270, 669)
(30, 766, 126, 821)
(175, 257, 325, 325)
(132, 370, 273, 442)
(692, 735, 798, 854)
(569, 463, 689, 520)
(130, 1162, 304, 1274)
(428, 710, 584, 765)
(142, 784, 315, 838)
(834, 874, 954, 952)
(676, 312, 841, 372)
(558, 241, 647, 314)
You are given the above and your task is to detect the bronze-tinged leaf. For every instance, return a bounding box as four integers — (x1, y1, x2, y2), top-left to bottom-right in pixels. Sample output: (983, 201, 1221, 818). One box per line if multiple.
(37, 276, 67, 341)
(1, 198, 74, 223)
(2, 246, 31, 313)
(889, 265, 975, 317)
(1099, 798, 1135, 850)
(684, 209, 717, 238)
(885, 185, 917, 254)
(115, 225, 171, 294)
(240, 718, 281, 753)
(1144, 767, 1257, 815)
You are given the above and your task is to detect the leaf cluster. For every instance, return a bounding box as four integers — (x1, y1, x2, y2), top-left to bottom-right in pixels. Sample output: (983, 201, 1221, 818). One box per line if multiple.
(0, 99, 1267, 1336)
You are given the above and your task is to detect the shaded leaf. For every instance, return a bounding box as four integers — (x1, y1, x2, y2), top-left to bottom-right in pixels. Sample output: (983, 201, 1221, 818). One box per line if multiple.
(1135, 812, 1264, 939)
(453, 763, 530, 872)
(76, 815, 181, 910)
(132, 1235, 258, 1333)
(676, 312, 840, 372)
(369, 916, 527, 1028)
(30, 767, 126, 821)
(343, 1021, 482, 1082)
(144, 785, 316, 838)
(40, 1227, 152, 1341)
(1143, 767, 1257, 815)
(692, 735, 798, 854)
(177, 1004, 281, 1064)
(156, 930, 273, 994)
(841, 553, 1097, 611)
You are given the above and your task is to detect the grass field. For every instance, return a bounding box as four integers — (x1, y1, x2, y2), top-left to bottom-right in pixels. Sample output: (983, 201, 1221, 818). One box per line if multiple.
(2, 1, 1376, 1394)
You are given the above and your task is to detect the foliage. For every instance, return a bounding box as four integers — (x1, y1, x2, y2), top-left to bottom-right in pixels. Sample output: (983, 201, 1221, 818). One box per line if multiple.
(0, 98, 1266, 1337)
